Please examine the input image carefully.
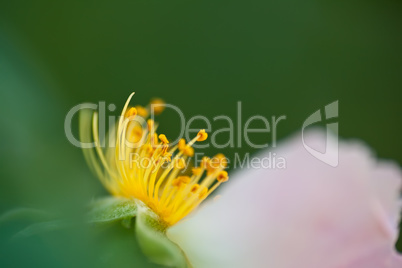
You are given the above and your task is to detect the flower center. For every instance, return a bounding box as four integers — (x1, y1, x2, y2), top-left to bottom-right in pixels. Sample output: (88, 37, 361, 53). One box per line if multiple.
(88, 93, 229, 226)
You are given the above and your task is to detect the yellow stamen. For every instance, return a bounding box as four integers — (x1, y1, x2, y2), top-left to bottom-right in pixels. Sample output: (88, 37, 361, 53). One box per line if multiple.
(199, 187, 208, 199)
(135, 105, 148, 117)
(163, 152, 172, 162)
(207, 154, 228, 175)
(217, 171, 229, 182)
(125, 107, 137, 118)
(143, 144, 154, 156)
(192, 167, 203, 176)
(159, 134, 169, 144)
(190, 184, 200, 193)
(83, 93, 229, 226)
(178, 138, 186, 150)
(176, 176, 191, 185)
(178, 138, 194, 157)
(183, 145, 194, 157)
(197, 129, 208, 141)
(147, 119, 154, 131)
(214, 153, 228, 168)
(150, 98, 165, 115)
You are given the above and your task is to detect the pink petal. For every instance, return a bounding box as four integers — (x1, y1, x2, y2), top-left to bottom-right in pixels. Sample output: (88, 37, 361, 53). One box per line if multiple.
(168, 129, 402, 268)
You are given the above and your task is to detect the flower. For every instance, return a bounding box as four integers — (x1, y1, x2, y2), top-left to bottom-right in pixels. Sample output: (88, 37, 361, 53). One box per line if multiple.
(81, 93, 229, 226)
(167, 130, 402, 268)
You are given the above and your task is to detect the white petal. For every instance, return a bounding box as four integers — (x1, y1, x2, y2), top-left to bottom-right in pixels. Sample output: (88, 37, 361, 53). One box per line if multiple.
(167, 129, 402, 268)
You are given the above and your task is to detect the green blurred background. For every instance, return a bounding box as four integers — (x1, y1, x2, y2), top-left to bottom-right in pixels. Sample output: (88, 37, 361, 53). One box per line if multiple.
(0, 0, 401, 267)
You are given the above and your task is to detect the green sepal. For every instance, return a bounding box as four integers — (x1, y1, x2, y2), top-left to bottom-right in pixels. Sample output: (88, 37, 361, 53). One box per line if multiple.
(135, 201, 192, 268)
(87, 197, 137, 224)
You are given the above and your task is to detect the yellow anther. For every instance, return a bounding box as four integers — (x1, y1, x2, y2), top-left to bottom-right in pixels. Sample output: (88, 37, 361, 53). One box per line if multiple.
(178, 176, 191, 184)
(147, 119, 154, 131)
(178, 138, 186, 150)
(150, 98, 165, 115)
(129, 125, 143, 143)
(190, 184, 200, 193)
(217, 171, 229, 182)
(183, 145, 194, 157)
(174, 158, 186, 169)
(159, 134, 169, 144)
(177, 138, 194, 157)
(215, 153, 228, 168)
(172, 176, 191, 187)
(125, 107, 137, 118)
(199, 187, 208, 199)
(135, 105, 148, 117)
(197, 129, 208, 141)
(192, 167, 203, 176)
(209, 153, 228, 170)
(205, 155, 227, 175)
(172, 178, 181, 187)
